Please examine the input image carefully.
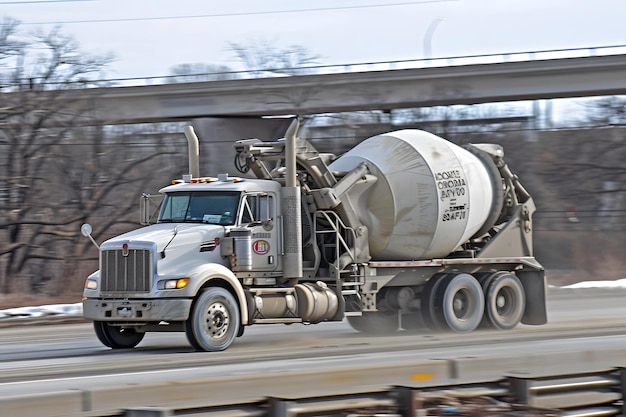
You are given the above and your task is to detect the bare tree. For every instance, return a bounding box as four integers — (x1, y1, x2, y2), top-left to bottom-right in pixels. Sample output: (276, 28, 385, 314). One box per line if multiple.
(228, 39, 321, 76)
(0, 21, 112, 292)
(583, 96, 626, 127)
(0, 21, 184, 296)
(167, 63, 240, 83)
(166, 39, 321, 82)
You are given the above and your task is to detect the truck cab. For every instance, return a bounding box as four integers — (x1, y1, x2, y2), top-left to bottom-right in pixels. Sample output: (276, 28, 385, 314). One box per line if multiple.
(159, 178, 282, 274)
(83, 176, 286, 349)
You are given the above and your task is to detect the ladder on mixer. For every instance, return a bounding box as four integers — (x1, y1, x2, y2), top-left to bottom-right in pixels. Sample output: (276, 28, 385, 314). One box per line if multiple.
(313, 210, 364, 298)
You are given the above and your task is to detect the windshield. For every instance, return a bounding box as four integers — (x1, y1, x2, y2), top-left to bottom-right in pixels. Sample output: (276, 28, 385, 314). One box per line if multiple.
(158, 191, 240, 225)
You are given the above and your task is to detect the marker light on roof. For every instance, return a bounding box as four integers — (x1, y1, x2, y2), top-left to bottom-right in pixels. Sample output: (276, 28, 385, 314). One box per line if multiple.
(171, 176, 245, 184)
(190, 177, 217, 183)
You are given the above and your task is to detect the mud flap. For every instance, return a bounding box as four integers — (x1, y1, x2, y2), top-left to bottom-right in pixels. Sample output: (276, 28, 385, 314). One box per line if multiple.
(517, 270, 548, 325)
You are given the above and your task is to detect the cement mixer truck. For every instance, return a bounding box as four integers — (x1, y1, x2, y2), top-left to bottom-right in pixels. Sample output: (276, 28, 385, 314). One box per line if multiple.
(82, 119, 546, 351)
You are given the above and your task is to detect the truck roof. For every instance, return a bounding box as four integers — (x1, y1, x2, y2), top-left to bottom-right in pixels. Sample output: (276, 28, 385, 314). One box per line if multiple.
(159, 176, 280, 194)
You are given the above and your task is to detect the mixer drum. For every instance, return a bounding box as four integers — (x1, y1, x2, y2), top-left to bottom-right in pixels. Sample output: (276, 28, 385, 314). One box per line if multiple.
(329, 130, 499, 260)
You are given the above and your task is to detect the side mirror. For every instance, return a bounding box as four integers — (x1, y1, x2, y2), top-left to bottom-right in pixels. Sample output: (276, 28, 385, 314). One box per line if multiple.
(80, 223, 92, 237)
(140, 194, 150, 225)
(80, 223, 99, 249)
(140, 193, 163, 225)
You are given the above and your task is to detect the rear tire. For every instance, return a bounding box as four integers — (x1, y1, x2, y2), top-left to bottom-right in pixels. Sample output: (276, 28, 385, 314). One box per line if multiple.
(483, 272, 525, 330)
(420, 273, 449, 331)
(93, 322, 144, 349)
(185, 287, 240, 351)
(476, 272, 497, 329)
(434, 273, 484, 333)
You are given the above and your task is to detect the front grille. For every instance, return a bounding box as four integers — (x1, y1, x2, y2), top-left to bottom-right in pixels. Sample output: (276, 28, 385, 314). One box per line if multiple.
(101, 248, 152, 292)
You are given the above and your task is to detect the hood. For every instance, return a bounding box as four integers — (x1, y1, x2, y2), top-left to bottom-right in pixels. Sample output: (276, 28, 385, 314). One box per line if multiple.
(101, 223, 228, 275)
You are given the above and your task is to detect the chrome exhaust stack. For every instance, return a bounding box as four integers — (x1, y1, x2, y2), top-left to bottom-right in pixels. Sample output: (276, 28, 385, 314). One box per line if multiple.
(281, 118, 302, 281)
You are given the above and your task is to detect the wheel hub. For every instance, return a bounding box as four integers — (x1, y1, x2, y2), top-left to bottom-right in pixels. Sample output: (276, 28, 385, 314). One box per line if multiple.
(453, 292, 469, 318)
(496, 294, 506, 309)
(206, 303, 229, 337)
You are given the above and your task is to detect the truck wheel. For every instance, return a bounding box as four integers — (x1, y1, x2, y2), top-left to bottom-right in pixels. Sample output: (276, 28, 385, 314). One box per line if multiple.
(346, 311, 399, 334)
(420, 273, 449, 331)
(93, 322, 145, 349)
(434, 273, 484, 333)
(484, 272, 525, 330)
(475, 272, 497, 329)
(185, 287, 240, 351)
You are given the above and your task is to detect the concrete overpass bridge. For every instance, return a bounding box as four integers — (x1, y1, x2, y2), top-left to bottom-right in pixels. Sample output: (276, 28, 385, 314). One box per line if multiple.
(62, 53, 626, 126)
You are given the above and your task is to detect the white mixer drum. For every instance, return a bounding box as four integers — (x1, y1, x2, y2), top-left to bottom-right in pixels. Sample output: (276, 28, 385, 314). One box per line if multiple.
(329, 130, 496, 260)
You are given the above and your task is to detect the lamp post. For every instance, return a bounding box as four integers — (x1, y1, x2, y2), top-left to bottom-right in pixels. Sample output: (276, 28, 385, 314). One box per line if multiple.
(423, 17, 444, 62)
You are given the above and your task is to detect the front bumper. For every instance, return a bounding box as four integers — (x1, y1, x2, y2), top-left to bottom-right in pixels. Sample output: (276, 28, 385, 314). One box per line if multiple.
(83, 298, 193, 322)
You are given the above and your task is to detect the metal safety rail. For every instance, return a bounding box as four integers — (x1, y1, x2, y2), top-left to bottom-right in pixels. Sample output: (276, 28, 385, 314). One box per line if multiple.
(73, 369, 625, 417)
(508, 370, 623, 417)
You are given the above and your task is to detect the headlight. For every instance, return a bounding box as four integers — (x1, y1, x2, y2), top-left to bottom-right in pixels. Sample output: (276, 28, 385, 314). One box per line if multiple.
(85, 279, 98, 290)
(160, 278, 190, 289)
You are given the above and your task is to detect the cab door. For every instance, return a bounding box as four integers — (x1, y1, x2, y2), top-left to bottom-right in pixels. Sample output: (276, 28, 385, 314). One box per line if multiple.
(239, 193, 278, 271)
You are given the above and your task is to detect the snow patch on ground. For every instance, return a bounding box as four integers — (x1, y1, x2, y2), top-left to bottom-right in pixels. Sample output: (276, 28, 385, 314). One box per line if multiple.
(0, 303, 83, 320)
(562, 278, 626, 289)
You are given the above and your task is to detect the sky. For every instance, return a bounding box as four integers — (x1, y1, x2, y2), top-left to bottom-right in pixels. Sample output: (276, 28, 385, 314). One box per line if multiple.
(3, 0, 626, 81)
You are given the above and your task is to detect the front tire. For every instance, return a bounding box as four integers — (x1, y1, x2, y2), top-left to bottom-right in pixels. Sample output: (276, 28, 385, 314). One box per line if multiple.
(93, 322, 145, 349)
(185, 287, 240, 351)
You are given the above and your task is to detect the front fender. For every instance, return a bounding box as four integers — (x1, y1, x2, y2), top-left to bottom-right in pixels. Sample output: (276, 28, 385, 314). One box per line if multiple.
(188, 264, 249, 325)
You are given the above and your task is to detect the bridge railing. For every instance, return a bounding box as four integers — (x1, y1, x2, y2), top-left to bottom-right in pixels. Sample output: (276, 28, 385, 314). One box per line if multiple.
(17, 44, 626, 89)
(105, 44, 626, 87)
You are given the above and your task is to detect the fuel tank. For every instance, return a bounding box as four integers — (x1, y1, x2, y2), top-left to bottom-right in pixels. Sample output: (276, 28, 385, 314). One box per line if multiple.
(328, 129, 501, 260)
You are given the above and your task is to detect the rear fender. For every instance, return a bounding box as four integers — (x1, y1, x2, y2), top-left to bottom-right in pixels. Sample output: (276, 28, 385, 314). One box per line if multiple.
(517, 270, 548, 325)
